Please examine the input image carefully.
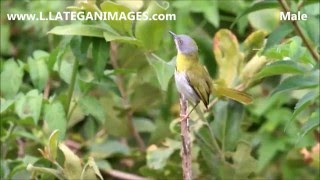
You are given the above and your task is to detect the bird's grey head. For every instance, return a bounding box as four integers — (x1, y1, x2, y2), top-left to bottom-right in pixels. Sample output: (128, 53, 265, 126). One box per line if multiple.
(169, 31, 198, 54)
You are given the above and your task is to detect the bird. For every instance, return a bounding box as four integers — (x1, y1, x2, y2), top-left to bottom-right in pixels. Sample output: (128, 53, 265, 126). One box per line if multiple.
(169, 31, 252, 120)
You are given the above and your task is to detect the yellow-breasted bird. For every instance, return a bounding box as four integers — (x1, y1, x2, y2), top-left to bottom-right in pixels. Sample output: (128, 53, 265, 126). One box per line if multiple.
(169, 31, 252, 118)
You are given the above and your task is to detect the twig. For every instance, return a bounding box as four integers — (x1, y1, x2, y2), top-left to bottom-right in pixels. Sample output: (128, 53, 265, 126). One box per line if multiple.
(43, 78, 51, 100)
(106, 169, 148, 180)
(278, 0, 320, 62)
(65, 58, 79, 118)
(109, 42, 146, 152)
(179, 97, 192, 180)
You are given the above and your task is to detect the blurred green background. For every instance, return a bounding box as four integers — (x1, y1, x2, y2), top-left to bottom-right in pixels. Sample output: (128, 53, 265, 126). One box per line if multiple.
(1, 0, 319, 179)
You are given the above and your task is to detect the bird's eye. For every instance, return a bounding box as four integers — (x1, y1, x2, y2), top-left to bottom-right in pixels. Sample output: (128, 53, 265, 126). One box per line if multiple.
(178, 39, 183, 45)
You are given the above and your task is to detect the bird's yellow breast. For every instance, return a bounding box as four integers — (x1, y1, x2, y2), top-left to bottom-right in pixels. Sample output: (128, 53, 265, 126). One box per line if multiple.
(176, 53, 198, 72)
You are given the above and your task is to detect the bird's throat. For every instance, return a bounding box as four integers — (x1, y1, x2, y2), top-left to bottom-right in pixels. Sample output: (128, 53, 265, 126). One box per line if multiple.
(176, 52, 198, 72)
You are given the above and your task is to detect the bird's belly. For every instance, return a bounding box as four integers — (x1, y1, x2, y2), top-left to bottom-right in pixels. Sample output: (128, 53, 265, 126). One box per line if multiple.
(175, 71, 199, 104)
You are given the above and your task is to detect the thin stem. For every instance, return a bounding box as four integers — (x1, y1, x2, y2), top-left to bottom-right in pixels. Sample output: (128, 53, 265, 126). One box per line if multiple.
(65, 58, 79, 119)
(278, 0, 319, 62)
(105, 169, 148, 180)
(109, 42, 146, 152)
(180, 97, 192, 180)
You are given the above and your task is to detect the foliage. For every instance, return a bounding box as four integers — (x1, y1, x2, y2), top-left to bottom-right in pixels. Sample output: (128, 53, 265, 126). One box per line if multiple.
(1, 0, 319, 179)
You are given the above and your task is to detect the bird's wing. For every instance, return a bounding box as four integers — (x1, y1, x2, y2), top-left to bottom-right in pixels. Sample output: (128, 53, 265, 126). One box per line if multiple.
(186, 68, 211, 108)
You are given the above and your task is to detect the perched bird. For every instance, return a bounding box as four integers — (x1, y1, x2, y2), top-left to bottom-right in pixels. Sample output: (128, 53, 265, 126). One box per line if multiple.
(169, 31, 252, 119)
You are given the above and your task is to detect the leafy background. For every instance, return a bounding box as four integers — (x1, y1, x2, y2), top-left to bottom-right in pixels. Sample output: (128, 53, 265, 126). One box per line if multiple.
(1, 0, 319, 179)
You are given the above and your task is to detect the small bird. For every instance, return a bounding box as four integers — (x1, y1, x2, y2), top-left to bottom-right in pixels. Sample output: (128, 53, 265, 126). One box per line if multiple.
(169, 31, 252, 119)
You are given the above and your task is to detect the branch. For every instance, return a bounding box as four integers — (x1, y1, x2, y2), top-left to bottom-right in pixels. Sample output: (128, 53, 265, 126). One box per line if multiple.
(106, 169, 148, 180)
(278, 0, 319, 62)
(109, 42, 146, 152)
(179, 97, 192, 180)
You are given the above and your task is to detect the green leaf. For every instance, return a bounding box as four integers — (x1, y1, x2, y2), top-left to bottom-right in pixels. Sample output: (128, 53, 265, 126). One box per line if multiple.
(100, 1, 133, 35)
(59, 143, 82, 179)
(81, 157, 103, 180)
(0, 98, 14, 113)
(213, 29, 241, 87)
(133, 117, 156, 133)
(254, 60, 306, 80)
(92, 38, 109, 79)
(103, 32, 142, 46)
(28, 55, 49, 91)
(231, 1, 279, 28)
(271, 69, 319, 95)
(90, 140, 130, 158)
(257, 135, 286, 172)
(0, 59, 24, 98)
(248, 8, 280, 33)
(232, 142, 258, 178)
(300, 112, 320, 138)
(242, 30, 266, 61)
(135, 1, 169, 51)
(48, 24, 114, 38)
(287, 91, 319, 129)
(263, 22, 293, 52)
(145, 53, 174, 91)
(44, 101, 67, 139)
(212, 101, 245, 150)
(70, 36, 90, 63)
(100, 95, 129, 137)
(95, 160, 112, 173)
(79, 96, 105, 124)
(146, 145, 176, 170)
(48, 130, 59, 161)
(14, 90, 43, 124)
(48, 37, 71, 70)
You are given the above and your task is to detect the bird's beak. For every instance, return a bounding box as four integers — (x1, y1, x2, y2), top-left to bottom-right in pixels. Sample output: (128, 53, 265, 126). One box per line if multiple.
(169, 31, 177, 39)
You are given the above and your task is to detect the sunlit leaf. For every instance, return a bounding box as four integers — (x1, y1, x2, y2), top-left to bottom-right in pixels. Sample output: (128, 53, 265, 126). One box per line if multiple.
(103, 32, 142, 46)
(48, 24, 115, 38)
(100, 1, 132, 35)
(59, 143, 82, 179)
(28, 52, 49, 91)
(231, 1, 279, 28)
(0, 98, 14, 113)
(242, 30, 266, 61)
(248, 8, 280, 33)
(145, 53, 175, 91)
(0, 59, 24, 98)
(254, 60, 307, 80)
(213, 29, 241, 87)
(81, 157, 103, 180)
(44, 101, 67, 139)
(48, 130, 59, 161)
(15, 90, 43, 124)
(135, 1, 169, 51)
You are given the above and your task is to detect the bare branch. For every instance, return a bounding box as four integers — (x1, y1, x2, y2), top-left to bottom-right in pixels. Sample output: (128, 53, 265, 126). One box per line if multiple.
(180, 97, 192, 180)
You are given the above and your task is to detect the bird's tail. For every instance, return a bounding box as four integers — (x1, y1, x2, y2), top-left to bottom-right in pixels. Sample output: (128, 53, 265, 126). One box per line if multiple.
(213, 86, 253, 105)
